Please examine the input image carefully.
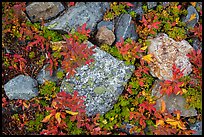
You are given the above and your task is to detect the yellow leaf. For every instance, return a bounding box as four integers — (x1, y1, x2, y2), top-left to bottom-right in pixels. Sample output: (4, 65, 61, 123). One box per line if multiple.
(176, 112, 180, 120)
(165, 118, 186, 130)
(190, 2, 196, 7)
(23, 102, 29, 108)
(51, 101, 57, 108)
(160, 99, 166, 113)
(177, 121, 186, 130)
(156, 120, 164, 127)
(176, 90, 181, 95)
(130, 108, 134, 111)
(182, 88, 188, 94)
(110, 117, 114, 121)
(51, 44, 62, 51)
(102, 119, 107, 124)
(41, 114, 53, 123)
(142, 90, 146, 96)
(142, 54, 153, 63)
(55, 112, 61, 124)
(188, 13, 196, 22)
(141, 46, 147, 50)
(65, 110, 78, 116)
(165, 118, 178, 128)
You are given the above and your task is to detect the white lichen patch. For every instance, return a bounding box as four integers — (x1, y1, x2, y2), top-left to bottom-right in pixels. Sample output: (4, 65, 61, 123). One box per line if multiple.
(60, 41, 135, 116)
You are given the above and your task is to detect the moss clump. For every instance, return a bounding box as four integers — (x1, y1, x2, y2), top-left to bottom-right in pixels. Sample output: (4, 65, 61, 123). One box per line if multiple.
(94, 86, 107, 94)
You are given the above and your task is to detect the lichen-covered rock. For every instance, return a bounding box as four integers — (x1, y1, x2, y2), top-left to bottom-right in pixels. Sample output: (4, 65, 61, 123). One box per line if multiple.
(60, 41, 135, 117)
(97, 21, 114, 31)
(26, 2, 65, 22)
(4, 75, 38, 100)
(192, 37, 202, 51)
(148, 33, 193, 80)
(115, 14, 138, 42)
(182, 6, 199, 28)
(147, 2, 157, 9)
(151, 80, 197, 117)
(44, 2, 110, 33)
(161, 2, 170, 8)
(95, 26, 115, 45)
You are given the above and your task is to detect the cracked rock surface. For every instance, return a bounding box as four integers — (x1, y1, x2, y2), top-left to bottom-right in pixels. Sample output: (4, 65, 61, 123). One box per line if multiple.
(60, 41, 135, 117)
(4, 75, 38, 100)
(151, 80, 197, 117)
(147, 33, 193, 80)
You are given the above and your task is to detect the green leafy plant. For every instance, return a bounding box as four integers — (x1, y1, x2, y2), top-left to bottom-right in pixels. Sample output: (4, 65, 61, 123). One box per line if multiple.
(137, 2, 188, 41)
(103, 2, 134, 21)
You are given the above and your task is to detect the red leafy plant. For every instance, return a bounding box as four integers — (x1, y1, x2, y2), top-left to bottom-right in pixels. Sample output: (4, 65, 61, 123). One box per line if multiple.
(189, 23, 202, 42)
(40, 91, 87, 135)
(46, 23, 95, 78)
(136, 13, 161, 39)
(60, 34, 95, 78)
(40, 91, 110, 135)
(134, 59, 150, 87)
(115, 38, 144, 64)
(187, 49, 202, 84)
(150, 101, 196, 135)
(159, 63, 185, 96)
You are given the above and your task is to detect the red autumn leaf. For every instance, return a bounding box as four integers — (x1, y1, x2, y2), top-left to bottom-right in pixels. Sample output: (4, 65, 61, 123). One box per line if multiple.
(139, 118, 146, 128)
(148, 21, 161, 29)
(140, 15, 148, 26)
(123, 2, 134, 7)
(139, 101, 156, 113)
(41, 114, 53, 123)
(69, 2, 75, 7)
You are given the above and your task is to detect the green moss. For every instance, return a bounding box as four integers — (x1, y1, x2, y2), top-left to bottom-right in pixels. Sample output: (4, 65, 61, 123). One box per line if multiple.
(65, 83, 74, 93)
(56, 70, 65, 79)
(39, 81, 60, 98)
(87, 78, 94, 88)
(94, 86, 107, 94)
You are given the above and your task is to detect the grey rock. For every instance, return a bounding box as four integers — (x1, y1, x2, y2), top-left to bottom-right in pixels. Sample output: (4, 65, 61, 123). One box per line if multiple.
(147, 2, 157, 9)
(148, 33, 193, 80)
(4, 75, 38, 100)
(26, 2, 65, 22)
(128, 2, 144, 20)
(97, 21, 114, 31)
(183, 6, 199, 28)
(60, 41, 135, 117)
(161, 2, 170, 8)
(44, 2, 110, 33)
(115, 14, 138, 42)
(151, 80, 197, 117)
(125, 22, 138, 41)
(36, 64, 63, 85)
(192, 37, 202, 51)
(190, 121, 202, 135)
(95, 26, 115, 45)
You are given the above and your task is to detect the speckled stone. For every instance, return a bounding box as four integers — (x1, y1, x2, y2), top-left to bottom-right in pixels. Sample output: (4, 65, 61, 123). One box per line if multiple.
(44, 2, 110, 33)
(4, 75, 38, 100)
(60, 41, 135, 117)
(183, 6, 199, 28)
(147, 2, 157, 9)
(148, 33, 193, 80)
(151, 80, 197, 117)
